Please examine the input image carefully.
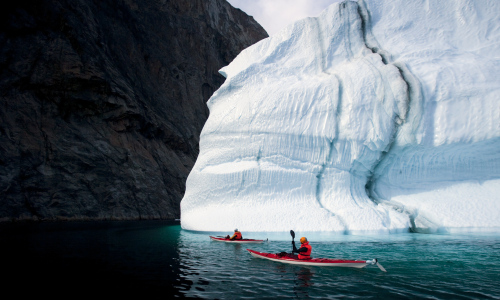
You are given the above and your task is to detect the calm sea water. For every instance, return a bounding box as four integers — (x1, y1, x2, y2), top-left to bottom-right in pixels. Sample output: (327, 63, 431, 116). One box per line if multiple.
(1, 220, 499, 299)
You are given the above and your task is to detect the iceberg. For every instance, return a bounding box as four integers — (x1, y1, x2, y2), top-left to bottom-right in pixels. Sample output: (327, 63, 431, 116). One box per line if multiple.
(180, 0, 500, 233)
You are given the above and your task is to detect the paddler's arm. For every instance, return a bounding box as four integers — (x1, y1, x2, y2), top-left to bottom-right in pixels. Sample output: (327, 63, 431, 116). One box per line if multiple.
(292, 241, 307, 254)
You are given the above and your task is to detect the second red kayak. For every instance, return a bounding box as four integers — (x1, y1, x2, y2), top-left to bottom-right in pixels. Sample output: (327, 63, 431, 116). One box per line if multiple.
(209, 236, 268, 243)
(247, 249, 386, 271)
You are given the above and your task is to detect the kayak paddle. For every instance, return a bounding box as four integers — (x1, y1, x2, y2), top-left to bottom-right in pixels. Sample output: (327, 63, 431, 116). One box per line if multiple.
(374, 259, 387, 272)
(366, 258, 387, 272)
(290, 230, 295, 252)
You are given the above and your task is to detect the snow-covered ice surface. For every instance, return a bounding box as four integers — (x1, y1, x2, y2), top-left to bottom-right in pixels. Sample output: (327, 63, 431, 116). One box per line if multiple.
(181, 0, 500, 233)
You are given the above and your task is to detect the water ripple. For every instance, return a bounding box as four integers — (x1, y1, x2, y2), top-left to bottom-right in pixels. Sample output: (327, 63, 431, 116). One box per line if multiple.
(2, 221, 499, 299)
(179, 231, 500, 299)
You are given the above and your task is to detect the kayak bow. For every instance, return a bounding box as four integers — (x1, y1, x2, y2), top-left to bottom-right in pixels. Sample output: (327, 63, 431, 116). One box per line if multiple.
(209, 236, 268, 243)
(247, 249, 386, 271)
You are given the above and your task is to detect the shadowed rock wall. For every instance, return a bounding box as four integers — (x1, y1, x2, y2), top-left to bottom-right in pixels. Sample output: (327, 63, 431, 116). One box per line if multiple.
(0, 0, 268, 221)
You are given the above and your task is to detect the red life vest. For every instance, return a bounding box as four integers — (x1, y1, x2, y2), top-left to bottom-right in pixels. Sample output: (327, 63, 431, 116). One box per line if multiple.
(231, 231, 242, 240)
(298, 241, 312, 259)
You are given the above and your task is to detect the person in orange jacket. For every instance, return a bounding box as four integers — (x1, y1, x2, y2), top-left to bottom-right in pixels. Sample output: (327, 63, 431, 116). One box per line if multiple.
(292, 236, 312, 259)
(228, 228, 242, 240)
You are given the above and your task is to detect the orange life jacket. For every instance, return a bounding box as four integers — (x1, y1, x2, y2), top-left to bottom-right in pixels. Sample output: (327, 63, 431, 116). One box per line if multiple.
(298, 241, 312, 259)
(231, 231, 242, 240)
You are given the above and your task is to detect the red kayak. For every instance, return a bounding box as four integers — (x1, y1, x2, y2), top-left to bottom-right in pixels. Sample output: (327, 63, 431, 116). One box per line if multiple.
(209, 236, 268, 243)
(247, 249, 386, 271)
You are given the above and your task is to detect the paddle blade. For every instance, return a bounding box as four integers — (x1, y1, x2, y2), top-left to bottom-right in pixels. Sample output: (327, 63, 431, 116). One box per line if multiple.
(290, 230, 295, 239)
(376, 262, 387, 272)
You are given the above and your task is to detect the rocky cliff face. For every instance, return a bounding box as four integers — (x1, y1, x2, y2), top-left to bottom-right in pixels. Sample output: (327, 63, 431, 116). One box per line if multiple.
(0, 0, 268, 221)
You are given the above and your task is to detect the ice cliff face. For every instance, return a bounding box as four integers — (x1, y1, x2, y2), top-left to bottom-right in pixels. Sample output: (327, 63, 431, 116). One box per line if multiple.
(181, 0, 500, 233)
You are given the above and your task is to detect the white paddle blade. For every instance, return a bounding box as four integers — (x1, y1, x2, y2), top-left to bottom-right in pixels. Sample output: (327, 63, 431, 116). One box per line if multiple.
(376, 262, 387, 272)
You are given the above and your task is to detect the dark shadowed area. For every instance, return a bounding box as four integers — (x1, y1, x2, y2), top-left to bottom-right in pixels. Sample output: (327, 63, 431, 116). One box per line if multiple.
(0, 0, 268, 222)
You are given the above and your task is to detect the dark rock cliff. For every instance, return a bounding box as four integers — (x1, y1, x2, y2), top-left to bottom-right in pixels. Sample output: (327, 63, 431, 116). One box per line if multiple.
(0, 0, 268, 221)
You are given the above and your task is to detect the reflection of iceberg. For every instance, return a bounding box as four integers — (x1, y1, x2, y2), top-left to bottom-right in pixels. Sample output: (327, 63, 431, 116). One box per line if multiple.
(180, 0, 500, 233)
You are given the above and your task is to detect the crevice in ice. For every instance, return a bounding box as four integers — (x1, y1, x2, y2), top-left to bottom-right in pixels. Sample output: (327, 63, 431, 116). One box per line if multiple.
(357, 0, 432, 231)
(315, 144, 349, 233)
(357, 0, 405, 199)
(315, 139, 334, 211)
(256, 148, 262, 186)
(232, 150, 262, 196)
(357, 0, 391, 64)
(376, 199, 443, 233)
(314, 72, 349, 232)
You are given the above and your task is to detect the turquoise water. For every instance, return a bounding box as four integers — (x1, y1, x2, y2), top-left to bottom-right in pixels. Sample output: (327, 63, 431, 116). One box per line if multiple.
(1, 221, 499, 299)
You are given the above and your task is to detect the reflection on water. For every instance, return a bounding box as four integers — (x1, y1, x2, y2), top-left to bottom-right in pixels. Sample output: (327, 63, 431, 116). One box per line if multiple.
(293, 267, 314, 299)
(0, 220, 191, 298)
(2, 221, 500, 299)
(295, 267, 314, 287)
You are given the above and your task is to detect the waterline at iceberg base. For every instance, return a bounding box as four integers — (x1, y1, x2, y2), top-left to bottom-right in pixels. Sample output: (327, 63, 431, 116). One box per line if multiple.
(180, 0, 500, 233)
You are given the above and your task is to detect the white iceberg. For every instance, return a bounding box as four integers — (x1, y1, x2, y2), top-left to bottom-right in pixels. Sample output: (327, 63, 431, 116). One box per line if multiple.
(180, 0, 500, 233)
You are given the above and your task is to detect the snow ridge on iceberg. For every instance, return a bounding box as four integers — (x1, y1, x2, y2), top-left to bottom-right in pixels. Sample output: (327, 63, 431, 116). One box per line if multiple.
(181, 0, 500, 233)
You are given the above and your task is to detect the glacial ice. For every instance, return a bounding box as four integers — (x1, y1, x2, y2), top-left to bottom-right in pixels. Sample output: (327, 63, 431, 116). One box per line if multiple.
(180, 0, 500, 233)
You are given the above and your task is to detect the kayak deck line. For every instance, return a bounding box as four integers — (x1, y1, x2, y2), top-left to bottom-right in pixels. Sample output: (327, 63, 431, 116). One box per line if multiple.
(209, 236, 268, 243)
(247, 249, 387, 271)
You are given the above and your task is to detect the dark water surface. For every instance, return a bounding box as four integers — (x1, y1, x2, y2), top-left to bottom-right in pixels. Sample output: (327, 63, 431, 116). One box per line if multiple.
(1, 220, 499, 299)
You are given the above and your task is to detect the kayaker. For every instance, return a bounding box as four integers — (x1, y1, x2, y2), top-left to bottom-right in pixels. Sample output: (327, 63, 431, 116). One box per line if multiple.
(292, 237, 312, 259)
(228, 228, 242, 240)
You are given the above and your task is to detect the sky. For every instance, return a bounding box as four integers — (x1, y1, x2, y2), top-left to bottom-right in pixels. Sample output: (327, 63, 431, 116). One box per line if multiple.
(227, 0, 342, 36)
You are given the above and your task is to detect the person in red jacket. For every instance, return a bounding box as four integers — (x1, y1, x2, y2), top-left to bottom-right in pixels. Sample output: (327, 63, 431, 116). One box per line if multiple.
(228, 229, 242, 240)
(292, 237, 312, 259)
